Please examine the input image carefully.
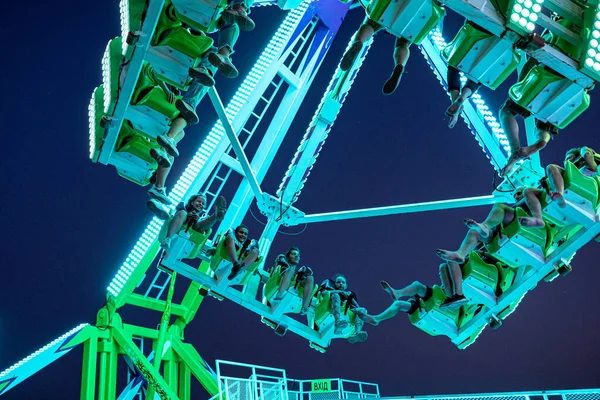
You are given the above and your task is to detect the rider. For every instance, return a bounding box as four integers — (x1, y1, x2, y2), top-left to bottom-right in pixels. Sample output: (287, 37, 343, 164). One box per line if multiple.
(340, 18, 411, 95)
(355, 280, 434, 325)
(318, 274, 368, 343)
(220, 224, 260, 281)
(159, 194, 227, 251)
(272, 247, 315, 315)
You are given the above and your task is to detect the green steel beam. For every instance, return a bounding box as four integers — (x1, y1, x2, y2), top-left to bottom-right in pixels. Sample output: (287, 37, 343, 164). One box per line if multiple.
(111, 323, 179, 400)
(171, 337, 219, 396)
(80, 333, 98, 400)
(148, 273, 178, 400)
(125, 293, 189, 317)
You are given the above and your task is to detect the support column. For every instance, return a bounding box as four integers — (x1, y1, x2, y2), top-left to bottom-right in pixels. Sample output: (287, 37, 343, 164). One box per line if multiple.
(80, 338, 98, 400)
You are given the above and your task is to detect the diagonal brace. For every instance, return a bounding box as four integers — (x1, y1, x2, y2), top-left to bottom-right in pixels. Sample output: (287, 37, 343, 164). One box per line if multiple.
(208, 87, 263, 200)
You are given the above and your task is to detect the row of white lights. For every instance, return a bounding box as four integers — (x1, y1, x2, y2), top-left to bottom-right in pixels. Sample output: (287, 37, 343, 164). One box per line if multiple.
(0, 324, 88, 379)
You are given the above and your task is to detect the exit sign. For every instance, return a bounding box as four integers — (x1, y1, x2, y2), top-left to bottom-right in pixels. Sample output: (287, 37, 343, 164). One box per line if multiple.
(311, 379, 332, 393)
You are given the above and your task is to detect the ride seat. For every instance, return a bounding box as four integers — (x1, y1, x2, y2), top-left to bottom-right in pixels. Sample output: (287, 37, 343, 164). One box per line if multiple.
(149, 3, 215, 88)
(486, 207, 553, 270)
(263, 265, 317, 315)
(462, 251, 500, 308)
(365, 0, 445, 45)
(442, 22, 521, 89)
(127, 62, 181, 137)
(313, 291, 358, 339)
(171, 0, 228, 34)
(496, 260, 516, 295)
(542, 18, 581, 61)
(409, 286, 459, 338)
(208, 235, 262, 285)
(508, 65, 590, 129)
(158, 219, 213, 263)
(113, 121, 160, 185)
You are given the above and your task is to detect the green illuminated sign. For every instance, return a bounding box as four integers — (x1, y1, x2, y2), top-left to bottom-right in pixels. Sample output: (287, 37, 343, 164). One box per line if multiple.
(311, 379, 332, 393)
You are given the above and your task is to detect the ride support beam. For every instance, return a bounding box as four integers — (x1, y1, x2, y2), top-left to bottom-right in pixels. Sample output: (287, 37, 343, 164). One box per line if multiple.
(208, 87, 264, 200)
(294, 195, 498, 225)
(147, 273, 177, 399)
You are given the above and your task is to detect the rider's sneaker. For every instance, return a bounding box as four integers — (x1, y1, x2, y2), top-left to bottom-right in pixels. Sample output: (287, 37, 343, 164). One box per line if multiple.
(146, 199, 171, 220)
(150, 147, 172, 168)
(208, 52, 239, 79)
(147, 185, 172, 205)
(221, 7, 255, 31)
(157, 134, 179, 158)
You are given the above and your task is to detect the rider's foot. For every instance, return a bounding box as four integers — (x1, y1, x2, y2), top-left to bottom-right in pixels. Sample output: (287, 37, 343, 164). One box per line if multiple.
(435, 249, 465, 263)
(340, 41, 363, 71)
(550, 192, 567, 208)
(464, 218, 490, 238)
(379, 280, 398, 301)
(519, 217, 545, 228)
(382, 64, 404, 95)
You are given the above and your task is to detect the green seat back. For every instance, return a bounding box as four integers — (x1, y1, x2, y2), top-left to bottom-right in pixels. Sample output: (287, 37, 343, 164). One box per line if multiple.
(496, 262, 516, 294)
(542, 18, 581, 61)
(187, 228, 212, 259)
(156, 27, 214, 61)
(487, 207, 553, 258)
(133, 86, 180, 120)
(462, 251, 499, 291)
(153, 3, 183, 46)
(172, 0, 228, 34)
(409, 285, 459, 338)
(564, 161, 600, 209)
(116, 122, 159, 166)
(457, 303, 484, 329)
(366, 0, 444, 45)
(238, 256, 263, 286)
(441, 23, 521, 89)
(509, 65, 590, 129)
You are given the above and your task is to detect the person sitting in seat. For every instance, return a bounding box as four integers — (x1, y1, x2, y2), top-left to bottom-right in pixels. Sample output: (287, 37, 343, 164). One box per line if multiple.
(340, 18, 411, 95)
(543, 146, 599, 207)
(498, 58, 558, 177)
(355, 280, 435, 325)
(446, 65, 480, 129)
(216, 224, 260, 281)
(435, 187, 544, 308)
(160, 194, 227, 251)
(272, 247, 315, 315)
(318, 274, 368, 343)
(146, 57, 216, 219)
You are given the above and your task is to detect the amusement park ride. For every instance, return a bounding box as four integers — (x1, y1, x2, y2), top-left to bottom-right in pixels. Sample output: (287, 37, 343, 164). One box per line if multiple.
(2, 0, 600, 397)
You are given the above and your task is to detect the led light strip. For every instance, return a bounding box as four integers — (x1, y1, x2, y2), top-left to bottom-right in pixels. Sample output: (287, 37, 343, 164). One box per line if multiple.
(509, 0, 542, 32)
(119, 0, 130, 54)
(428, 29, 511, 155)
(0, 324, 88, 379)
(101, 40, 113, 114)
(88, 89, 97, 160)
(277, 37, 374, 201)
(107, 1, 312, 297)
(584, 3, 600, 73)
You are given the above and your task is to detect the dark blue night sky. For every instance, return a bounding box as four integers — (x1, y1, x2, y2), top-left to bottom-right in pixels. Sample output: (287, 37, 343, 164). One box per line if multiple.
(2, 0, 599, 398)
